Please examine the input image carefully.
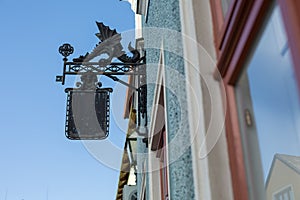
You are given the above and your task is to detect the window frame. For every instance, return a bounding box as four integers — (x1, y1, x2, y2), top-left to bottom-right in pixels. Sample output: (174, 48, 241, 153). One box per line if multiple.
(210, 1, 300, 200)
(273, 185, 295, 200)
(139, 161, 147, 200)
(136, 0, 150, 22)
(148, 46, 170, 200)
(159, 129, 169, 200)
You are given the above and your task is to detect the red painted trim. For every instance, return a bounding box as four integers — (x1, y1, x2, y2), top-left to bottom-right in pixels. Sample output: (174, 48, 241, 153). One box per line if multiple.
(224, 85, 249, 200)
(279, 0, 300, 91)
(209, 1, 292, 200)
(210, 1, 257, 199)
(159, 130, 168, 200)
(218, 0, 238, 50)
(210, 0, 225, 58)
(210, 0, 225, 31)
(210, 0, 238, 59)
(163, 131, 169, 197)
(218, 0, 300, 84)
(217, 0, 255, 77)
(210, 0, 300, 200)
(224, 0, 272, 84)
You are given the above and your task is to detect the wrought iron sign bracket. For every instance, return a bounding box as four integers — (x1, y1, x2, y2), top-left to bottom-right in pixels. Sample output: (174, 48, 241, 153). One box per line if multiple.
(104, 74, 139, 91)
(56, 22, 147, 140)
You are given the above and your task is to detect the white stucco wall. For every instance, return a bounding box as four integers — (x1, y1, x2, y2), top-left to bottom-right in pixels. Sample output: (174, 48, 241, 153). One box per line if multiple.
(179, 0, 234, 199)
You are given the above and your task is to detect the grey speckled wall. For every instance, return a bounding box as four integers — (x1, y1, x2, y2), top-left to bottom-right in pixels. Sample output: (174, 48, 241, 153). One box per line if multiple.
(139, 0, 196, 199)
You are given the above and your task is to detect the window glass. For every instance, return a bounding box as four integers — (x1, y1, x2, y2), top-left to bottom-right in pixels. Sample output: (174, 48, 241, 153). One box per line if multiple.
(221, 0, 232, 17)
(235, 5, 300, 200)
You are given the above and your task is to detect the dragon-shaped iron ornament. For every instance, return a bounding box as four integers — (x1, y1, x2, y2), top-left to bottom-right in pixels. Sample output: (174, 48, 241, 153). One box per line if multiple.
(80, 22, 141, 66)
(56, 22, 146, 86)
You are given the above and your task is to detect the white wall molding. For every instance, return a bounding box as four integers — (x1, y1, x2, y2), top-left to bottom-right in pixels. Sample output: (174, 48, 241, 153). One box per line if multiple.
(179, 1, 212, 199)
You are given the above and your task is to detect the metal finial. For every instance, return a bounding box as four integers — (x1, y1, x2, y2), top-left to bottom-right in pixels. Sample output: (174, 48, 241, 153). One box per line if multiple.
(59, 43, 74, 59)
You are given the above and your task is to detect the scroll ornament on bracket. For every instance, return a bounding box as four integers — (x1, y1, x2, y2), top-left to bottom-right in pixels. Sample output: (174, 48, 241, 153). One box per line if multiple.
(56, 22, 147, 140)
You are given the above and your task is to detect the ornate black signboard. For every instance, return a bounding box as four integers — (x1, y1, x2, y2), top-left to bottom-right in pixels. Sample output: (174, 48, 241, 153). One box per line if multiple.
(56, 22, 146, 140)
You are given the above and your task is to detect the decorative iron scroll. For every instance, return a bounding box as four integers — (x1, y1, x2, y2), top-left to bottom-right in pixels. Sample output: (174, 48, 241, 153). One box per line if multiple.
(59, 43, 74, 59)
(66, 63, 138, 74)
(56, 22, 145, 85)
(56, 22, 147, 140)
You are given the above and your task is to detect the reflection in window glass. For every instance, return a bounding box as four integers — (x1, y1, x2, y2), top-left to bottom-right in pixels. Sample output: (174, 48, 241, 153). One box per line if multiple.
(236, 5, 300, 200)
(273, 186, 294, 200)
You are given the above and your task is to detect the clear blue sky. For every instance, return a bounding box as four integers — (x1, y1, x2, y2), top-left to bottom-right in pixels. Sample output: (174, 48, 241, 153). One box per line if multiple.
(0, 0, 134, 199)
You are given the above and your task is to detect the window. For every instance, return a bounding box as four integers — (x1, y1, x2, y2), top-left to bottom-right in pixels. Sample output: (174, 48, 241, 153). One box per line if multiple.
(159, 128, 169, 200)
(139, 161, 147, 200)
(221, 0, 232, 17)
(136, 0, 149, 16)
(273, 186, 294, 200)
(210, 0, 300, 199)
(235, 5, 300, 199)
(127, 0, 149, 16)
(148, 50, 169, 200)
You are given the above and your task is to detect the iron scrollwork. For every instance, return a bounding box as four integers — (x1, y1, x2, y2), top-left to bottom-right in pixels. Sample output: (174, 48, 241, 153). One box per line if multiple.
(56, 22, 146, 140)
(84, 22, 141, 65)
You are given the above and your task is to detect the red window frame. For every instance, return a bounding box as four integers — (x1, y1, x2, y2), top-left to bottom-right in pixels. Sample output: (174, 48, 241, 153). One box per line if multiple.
(149, 82, 169, 200)
(210, 1, 300, 200)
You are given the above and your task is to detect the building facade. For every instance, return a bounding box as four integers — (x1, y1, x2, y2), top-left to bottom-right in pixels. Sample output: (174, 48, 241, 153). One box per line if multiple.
(116, 1, 300, 200)
(266, 154, 300, 200)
